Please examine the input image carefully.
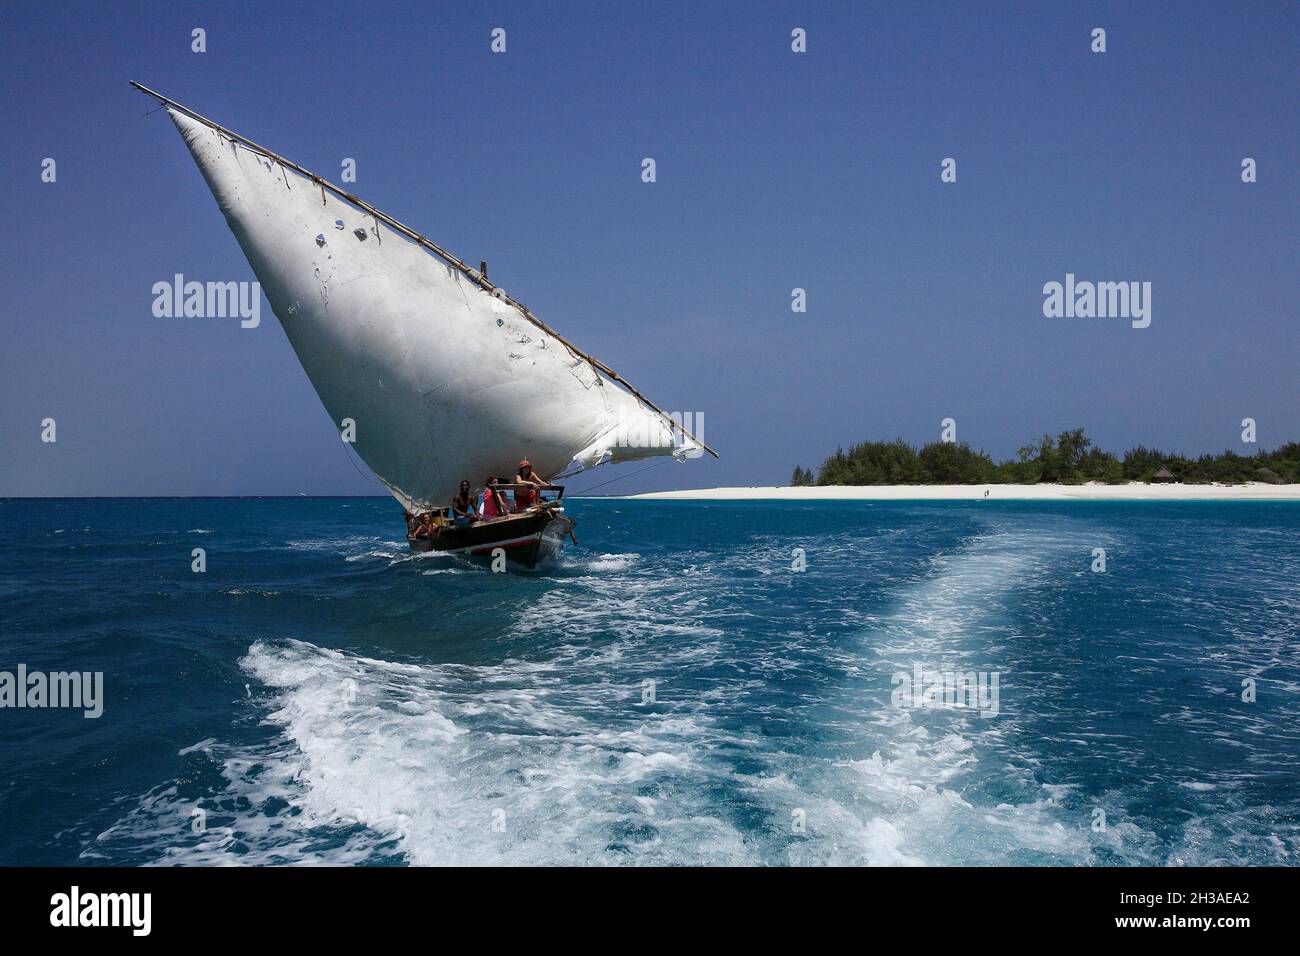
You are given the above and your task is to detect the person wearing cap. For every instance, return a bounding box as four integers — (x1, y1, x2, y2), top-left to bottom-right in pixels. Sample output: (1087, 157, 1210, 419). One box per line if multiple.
(513, 459, 554, 511)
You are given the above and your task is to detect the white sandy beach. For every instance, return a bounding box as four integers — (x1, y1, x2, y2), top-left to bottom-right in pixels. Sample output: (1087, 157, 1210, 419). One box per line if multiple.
(625, 482, 1300, 501)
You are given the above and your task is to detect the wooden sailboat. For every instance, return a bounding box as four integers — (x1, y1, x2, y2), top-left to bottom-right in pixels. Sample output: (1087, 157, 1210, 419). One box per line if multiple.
(133, 83, 716, 567)
(406, 485, 577, 568)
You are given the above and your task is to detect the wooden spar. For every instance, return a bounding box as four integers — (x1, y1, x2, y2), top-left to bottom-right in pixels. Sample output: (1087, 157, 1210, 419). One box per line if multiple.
(130, 81, 719, 460)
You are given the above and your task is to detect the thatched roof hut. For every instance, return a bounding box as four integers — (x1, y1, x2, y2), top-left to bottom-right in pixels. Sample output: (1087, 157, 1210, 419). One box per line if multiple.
(1150, 466, 1177, 483)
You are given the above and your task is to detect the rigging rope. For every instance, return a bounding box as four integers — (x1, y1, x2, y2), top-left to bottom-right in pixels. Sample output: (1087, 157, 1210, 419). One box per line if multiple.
(340, 438, 386, 488)
(564, 458, 670, 497)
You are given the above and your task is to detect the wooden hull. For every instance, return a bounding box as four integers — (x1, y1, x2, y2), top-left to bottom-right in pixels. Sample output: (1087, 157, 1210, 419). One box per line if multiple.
(408, 508, 575, 569)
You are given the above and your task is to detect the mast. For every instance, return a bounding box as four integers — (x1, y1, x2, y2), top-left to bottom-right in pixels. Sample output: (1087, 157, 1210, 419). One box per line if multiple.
(129, 81, 718, 461)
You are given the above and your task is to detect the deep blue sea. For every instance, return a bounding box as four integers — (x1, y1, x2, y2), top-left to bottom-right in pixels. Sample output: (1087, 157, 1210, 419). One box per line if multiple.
(0, 497, 1297, 866)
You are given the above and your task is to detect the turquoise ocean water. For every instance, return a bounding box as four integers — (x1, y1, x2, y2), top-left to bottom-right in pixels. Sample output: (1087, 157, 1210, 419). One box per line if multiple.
(0, 497, 1296, 866)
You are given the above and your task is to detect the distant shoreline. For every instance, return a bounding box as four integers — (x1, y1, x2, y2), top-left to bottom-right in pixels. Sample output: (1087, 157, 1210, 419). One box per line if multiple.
(623, 482, 1300, 501)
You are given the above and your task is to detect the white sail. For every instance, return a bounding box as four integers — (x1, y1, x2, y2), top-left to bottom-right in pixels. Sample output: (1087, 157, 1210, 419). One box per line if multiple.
(164, 107, 703, 511)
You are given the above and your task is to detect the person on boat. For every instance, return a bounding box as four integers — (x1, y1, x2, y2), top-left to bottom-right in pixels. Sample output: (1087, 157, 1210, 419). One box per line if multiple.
(513, 459, 555, 512)
(480, 476, 512, 520)
(404, 510, 435, 539)
(450, 480, 479, 526)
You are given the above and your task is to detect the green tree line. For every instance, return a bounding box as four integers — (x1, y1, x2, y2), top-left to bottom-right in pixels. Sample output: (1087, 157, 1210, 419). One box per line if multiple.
(790, 430, 1300, 486)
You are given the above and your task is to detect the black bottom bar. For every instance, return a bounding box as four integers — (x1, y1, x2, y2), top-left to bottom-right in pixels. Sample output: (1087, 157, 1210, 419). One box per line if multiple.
(0, 866, 1275, 940)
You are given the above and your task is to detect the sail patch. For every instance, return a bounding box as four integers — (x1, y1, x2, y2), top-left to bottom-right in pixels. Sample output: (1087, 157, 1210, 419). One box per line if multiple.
(568, 358, 599, 390)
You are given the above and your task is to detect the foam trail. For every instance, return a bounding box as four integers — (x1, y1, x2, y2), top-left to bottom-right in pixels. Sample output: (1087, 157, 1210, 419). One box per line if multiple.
(741, 520, 1110, 865)
(92, 634, 757, 865)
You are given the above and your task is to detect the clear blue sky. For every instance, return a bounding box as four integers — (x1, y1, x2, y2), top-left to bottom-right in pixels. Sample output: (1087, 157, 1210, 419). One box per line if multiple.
(2, 0, 1296, 496)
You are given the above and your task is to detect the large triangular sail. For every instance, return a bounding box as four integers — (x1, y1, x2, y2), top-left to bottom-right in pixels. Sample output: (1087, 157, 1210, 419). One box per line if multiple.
(132, 83, 715, 511)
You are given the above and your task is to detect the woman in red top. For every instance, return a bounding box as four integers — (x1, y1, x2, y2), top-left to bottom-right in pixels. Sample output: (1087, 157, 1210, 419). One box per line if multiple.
(480, 476, 511, 519)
